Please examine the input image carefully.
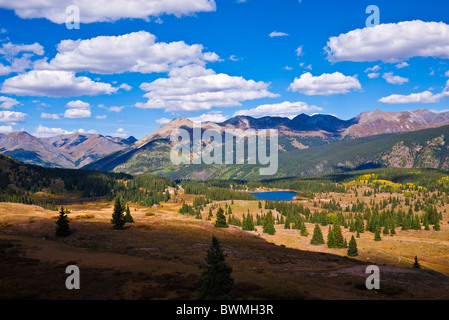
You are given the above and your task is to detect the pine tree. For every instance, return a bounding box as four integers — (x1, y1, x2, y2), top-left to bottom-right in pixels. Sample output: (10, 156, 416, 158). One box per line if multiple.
(332, 224, 345, 248)
(327, 225, 335, 248)
(347, 235, 358, 257)
(263, 210, 276, 235)
(55, 206, 70, 237)
(124, 204, 134, 223)
(111, 198, 125, 230)
(433, 218, 440, 231)
(300, 223, 309, 237)
(215, 207, 229, 228)
(413, 256, 421, 269)
(197, 236, 234, 300)
(374, 228, 382, 241)
(310, 224, 325, 245)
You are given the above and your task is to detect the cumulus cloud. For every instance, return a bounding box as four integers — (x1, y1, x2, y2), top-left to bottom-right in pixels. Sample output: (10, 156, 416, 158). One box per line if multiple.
(0, 125, 13, 133)
(64, 100, 91, 118)
(367, 73, 380, 79)
(33, 125, 97, 137)
(188, 112, 228, 123)
(379, 90, 448, 104)
(37, 31, 219, 75)
(41, 112, 60, 120)
(288, 72, 361, 95)
(0, 0, 216, 24)
(109, 128, 130, 138)
(326, 20, 449, 63)
(233, 101, 323, 119)
(0, 96, 20, 109)
(396, 62, 410, 69)
(269, 31, 288, 38)
(156, 118, 171, 125)
(0, 110, 27, 125)
(1, 70, 118, 97)
(136, 65, 279, 112)
(0, 42, 44, 76)
(382, 72, 409, 85)
(96, 115, 107, 119)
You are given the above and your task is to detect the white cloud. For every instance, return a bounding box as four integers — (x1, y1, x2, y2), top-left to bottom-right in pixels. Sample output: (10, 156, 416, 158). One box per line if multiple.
(37, 31, 219, 75)
(296, 46, 303, 57)
(0, 96, 20, 109)
(136, 65, 278, 112)
(0, 42, 44, 76)
(1, 70, 118, 97)
(188, 112, 228, 123)
(41, 112, 60, 120)
(233, 101, 323, 119)
(269, 31, 289, 38)
(396, 62, 410, 69)
(109, 128, 129, 138)
(365, 65, 381, 73)
(0, 110, 27, 125)
(288, 72, 361, 95)
(445, 70, 449, 77)
(33, 125, 97, 137)
(283, 66, 293, 71)
(0, 125, 13, 133)
(156, 118, 171, 125)
(0, 42, 44, 58)
(108, 106, 124, 113)
(367, 73, 380, 79)
(382, 72, 409, 85)
(64, 100, 91, 118)
(119, 83, 132, 91)
(379, 90, 447, 104)
(96, 115, 107, 119)
(326, 20, 449, 62)
(0, 0, 216, 23)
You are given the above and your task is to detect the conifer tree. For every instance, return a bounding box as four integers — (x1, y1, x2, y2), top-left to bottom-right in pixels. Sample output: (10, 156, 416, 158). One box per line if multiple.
(413, 256, 420, 269)
(374, 228, 382, 241)
(197, 236, 234, 300)
(347, 235, 358, 257)
(433, 218, 440, 231)
(263, 210, 276, 235)
(310, 224, 325, 245)
(327, 225, 335, 248)
(124, 204, 134, 223)
(215, 207, 229, 228)
(300, 223, 309, 237)
(55, 206, 71, 237)
(332, 224, 345, 248)
(111, 198, 125, 230)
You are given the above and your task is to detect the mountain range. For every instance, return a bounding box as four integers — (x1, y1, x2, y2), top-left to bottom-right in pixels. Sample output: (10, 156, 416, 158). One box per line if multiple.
(0, 131, 136, 168)
(3, 109, 449, 179)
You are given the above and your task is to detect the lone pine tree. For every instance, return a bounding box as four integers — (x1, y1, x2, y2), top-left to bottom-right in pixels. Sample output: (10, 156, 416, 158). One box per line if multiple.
(55, 206, 71, 237)
(197, 236, 234, 300)
(347, 235, 358, 257)
(215, 207, 229, 228)
(310, 224, 325, 245)
(111, 197, 125, 230)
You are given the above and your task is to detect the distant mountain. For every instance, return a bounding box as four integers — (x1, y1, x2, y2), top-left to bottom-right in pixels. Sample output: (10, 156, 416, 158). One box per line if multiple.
(84, 109, 449, 178)
(5, 108, 449, 178)
(0, 132, 136, 168)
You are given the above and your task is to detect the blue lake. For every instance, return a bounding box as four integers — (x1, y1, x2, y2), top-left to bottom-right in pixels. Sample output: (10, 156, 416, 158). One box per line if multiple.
(248, 191, 297, 201)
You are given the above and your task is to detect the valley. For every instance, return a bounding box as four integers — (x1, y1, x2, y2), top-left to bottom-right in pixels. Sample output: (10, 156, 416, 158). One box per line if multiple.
(1, 155, 449, 299)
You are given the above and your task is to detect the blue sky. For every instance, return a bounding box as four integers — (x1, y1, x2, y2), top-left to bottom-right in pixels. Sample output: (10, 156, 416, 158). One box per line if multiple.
(1, 0, 449, 139)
